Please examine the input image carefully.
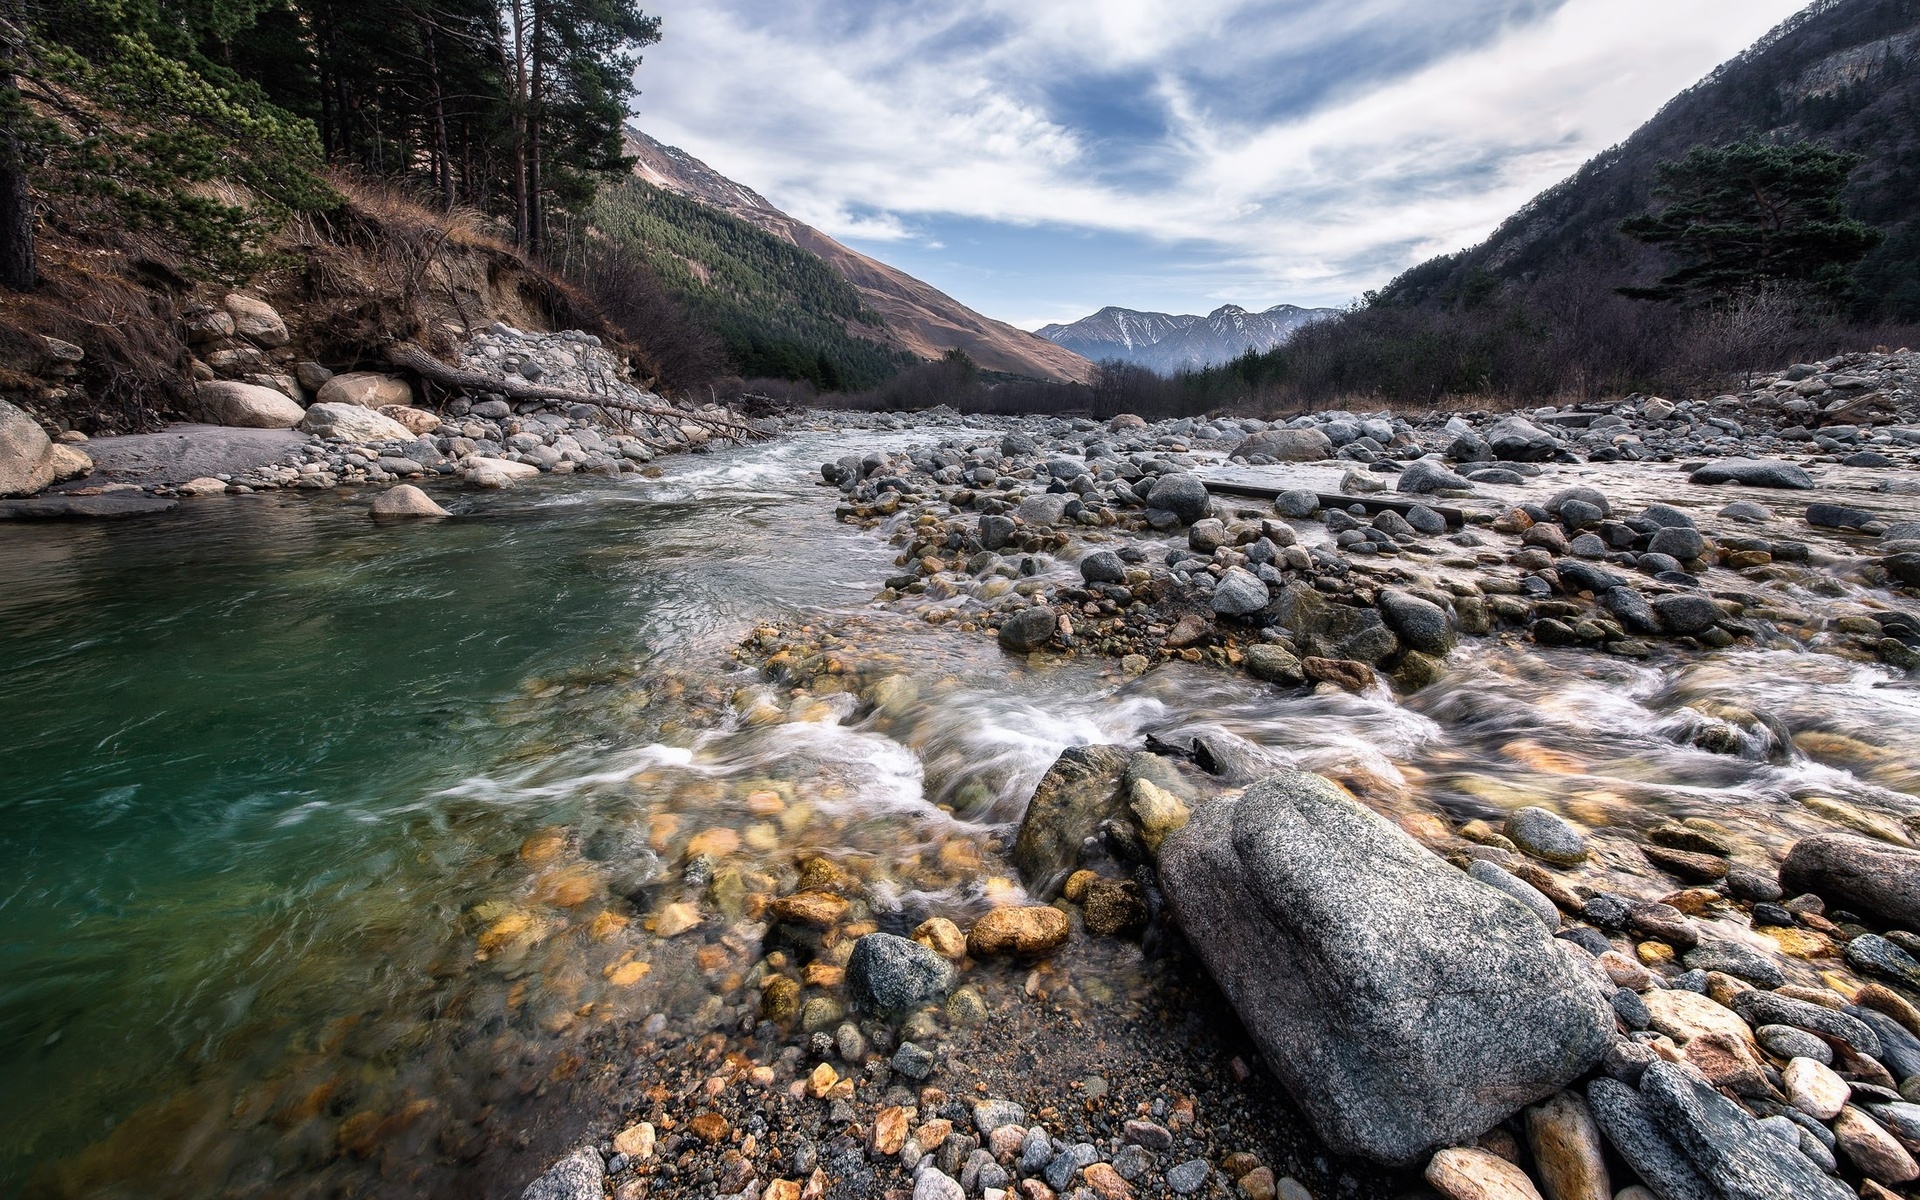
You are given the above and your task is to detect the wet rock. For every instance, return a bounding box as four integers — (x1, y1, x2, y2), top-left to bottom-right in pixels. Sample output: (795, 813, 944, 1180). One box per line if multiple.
(846, 933, 956, 1015)
(1399, 457, 1474, 494)
(1651, 595, 1719, 636)
(1642, 846, 1727, 883)
(1785, 1056, 1850, 1119)
(1080, 550, 1126, 584)
(1639, 1061, 1853, 1200)
(1302, 656, 1374, 692)
(1011, 744, 1130, 897)
(1524, 1090, 1609, 1200)
(1681, 941, 1783, 988)
(369, 484, 450, 518)
(968, 906, 1069, 957)
(1757, 1025, 1831, 1064)
(1642, 989, 1748, 1044)
(1730, 990, 1880, 1058)
(1425, 1147, 1543, 1200)
(1782, 834, 1920, 930)
(1834, 1105, 1920, 1184)
(1211, 567, 1270, 616)
(1245, 644, 1305, 685)
(1505, 807, 1587, 865)
(1235, 428, 1334, 461)
(1847, 933, 1920, 991)
(1807, 502, 1878, 530)
(892, 1041, 935, 1079)
(1158, 771, 1612, 1165)
(979, 513, 1017, 550)
(1082, 878, 1148, 937)
(521, 1147, 605, 1200)
(1688, 460, 1815, 489)
(1275, 489, 1319, 517)
(998, 606, 1058, 653)
(1646, 527, 1706, 560)
(1145, 473, 1211, 523)
(1599, 588, 1658, 634)
(1586, 1078, 1715, 1200)
(1379, 589, 1454, 655)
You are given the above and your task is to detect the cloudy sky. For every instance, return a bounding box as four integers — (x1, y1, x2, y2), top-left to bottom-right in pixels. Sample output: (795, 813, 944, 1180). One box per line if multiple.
(630, 0, 1811, 329)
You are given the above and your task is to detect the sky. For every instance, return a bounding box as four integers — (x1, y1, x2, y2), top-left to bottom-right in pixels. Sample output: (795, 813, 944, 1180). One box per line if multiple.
(629, 0, 1813, 330)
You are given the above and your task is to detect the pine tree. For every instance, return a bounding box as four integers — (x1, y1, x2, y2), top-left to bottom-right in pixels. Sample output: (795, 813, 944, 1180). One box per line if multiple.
(1619, 137, 1883, 304)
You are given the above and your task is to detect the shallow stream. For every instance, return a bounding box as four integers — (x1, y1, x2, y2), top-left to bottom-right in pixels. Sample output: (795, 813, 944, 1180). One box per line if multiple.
(3, 428, 1919, 1197)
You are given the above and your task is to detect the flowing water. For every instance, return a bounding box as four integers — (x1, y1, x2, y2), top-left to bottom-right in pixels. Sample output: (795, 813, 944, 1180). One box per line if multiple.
(3, 428, 1919, 1198)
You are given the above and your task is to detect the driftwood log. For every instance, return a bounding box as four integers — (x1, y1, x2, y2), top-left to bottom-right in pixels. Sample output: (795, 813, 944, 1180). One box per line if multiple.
(384, 341, 766, 444)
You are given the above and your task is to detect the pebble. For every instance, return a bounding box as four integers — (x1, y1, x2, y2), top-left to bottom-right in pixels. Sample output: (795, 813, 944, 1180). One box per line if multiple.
(1504, 807, 1587, 864)
(1165, 1159, 1210, 1194)
(1785, 1056, 1851, 1120)
(1756, 1025, 1831, 1064)
(1523, 1090, 1609, 1200)
(1424, 1147, 1545, 1200)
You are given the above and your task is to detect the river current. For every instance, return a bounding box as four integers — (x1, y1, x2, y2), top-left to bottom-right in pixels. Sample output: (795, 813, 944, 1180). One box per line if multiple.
(3, 427, 1917, 1197)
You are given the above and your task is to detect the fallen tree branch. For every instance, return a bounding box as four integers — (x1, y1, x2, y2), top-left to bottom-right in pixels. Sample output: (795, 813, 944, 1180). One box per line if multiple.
(384, 341, 767, 441)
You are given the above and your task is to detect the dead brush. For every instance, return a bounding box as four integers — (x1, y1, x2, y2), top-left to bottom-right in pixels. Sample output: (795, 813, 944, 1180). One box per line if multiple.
(265, 173, 623, 375)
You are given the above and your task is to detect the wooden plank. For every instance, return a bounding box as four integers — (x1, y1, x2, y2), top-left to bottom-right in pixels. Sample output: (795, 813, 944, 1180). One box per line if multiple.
(1197, 476, 1465, 527)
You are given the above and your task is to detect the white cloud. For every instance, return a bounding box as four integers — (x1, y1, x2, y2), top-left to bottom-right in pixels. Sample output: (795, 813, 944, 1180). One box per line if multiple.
(634, 0, 1812, 312)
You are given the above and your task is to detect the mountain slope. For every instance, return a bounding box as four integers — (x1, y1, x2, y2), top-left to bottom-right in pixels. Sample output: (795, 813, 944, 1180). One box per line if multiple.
(592, 179, 915, 389)
(1380, 0, 1920, 317)
(622, 128, 1093, 382)
(1037, 304, 1337, 373)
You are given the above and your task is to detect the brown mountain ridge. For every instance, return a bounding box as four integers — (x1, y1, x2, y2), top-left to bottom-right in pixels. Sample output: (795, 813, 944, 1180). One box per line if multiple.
(621, 127, 1093, 383)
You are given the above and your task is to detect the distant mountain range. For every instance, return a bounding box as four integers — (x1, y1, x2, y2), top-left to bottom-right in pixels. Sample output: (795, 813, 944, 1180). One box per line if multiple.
(1035, 304, 1338, 374)
(621, 127, 1092, 382)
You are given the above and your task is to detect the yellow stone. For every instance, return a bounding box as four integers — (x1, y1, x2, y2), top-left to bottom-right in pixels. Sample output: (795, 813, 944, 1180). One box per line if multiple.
(744, 823, 781, 852)
(589, 911, 628, 940)
(911, 917, 967, 959)
(653, 902, 702, 937)
(1761, 925, 1837, 959)
(968, 906, 1070, 957)
(535, 866, 599, 908)
(1062, 870, 1098, 902)
(1499, 740, 1584, 774)
(1636, 941, 1675, 967)
(807, 1063, 838, 1099)
(687, 828, 742, 859)
(607, 961, 651, 987)
(478, 910, 536, 955)
(746, 790, 786, 815)
(1800, 796, 1914, 846)
(520, 827, 567, 865)
(613, 1122, 655, 1158)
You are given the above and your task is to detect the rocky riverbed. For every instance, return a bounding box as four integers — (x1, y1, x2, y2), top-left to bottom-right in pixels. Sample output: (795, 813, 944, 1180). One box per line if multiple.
(513, 353, 1920, 1200)
(7, 338, 1920, 1200)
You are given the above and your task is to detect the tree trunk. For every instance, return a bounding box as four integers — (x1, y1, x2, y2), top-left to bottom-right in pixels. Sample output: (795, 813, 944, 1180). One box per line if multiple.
(508, 0, 528, 246)
(527, 0, 545, 255)
(422, 18, 454, 210)
(0, 68, 35, 292)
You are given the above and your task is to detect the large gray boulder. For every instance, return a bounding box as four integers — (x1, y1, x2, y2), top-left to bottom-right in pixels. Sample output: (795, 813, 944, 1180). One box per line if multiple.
(1487, 416, 1563, 462)
(298, 402, 412, 444)
(1233, 428, 1333, 462)
(195, 381, 305, 429)
(1158, 771, 1613, 1165)
(1782, 833, 1920, 931)
(1145, 472, 1211, 523)
(0, 399, 54, 496)
(1688, 459, 1814, 489)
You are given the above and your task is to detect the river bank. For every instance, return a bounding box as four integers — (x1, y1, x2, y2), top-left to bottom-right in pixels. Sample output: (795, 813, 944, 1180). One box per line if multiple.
(3, 349, 1920, 1200)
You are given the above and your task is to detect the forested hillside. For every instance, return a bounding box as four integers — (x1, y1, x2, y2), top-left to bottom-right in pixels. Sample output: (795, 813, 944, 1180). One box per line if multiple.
(591, 180, 913, 390)
(1383, 0, 1920, 319)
